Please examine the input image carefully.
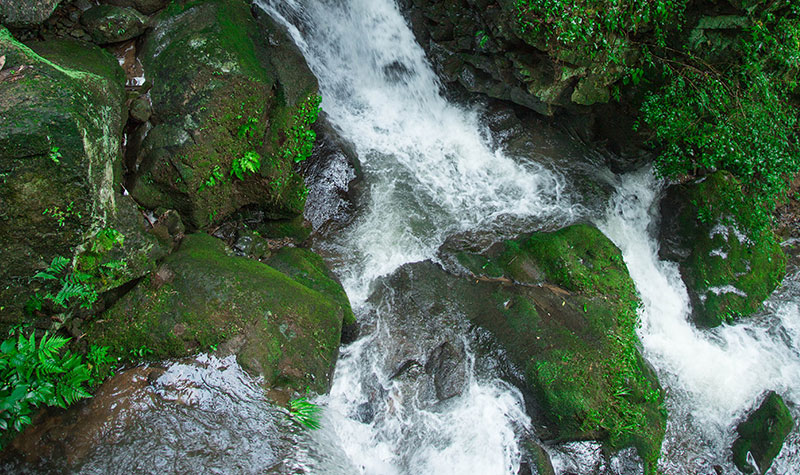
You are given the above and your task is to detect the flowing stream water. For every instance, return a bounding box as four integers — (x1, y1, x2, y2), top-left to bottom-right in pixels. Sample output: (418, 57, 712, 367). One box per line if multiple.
(261, 0, 800, 473)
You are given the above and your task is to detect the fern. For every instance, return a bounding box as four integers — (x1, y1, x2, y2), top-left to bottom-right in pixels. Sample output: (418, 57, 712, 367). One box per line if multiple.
(231, 151, 262, 180)
(288, 397, 322, 430)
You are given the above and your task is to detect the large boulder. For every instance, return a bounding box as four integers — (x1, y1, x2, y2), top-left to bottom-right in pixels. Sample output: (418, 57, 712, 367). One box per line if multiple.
(80, 5, 149, 45)
(731, 391, 794, 474)
(659, 172, 786, 327)
(0, 31, 167, 329)
(0, 0, 60, 28)
(85, 233, 351, 395)
(131, 0, 320, 229)
(103, 0, 169, 16)
(379, 224, 666, 470)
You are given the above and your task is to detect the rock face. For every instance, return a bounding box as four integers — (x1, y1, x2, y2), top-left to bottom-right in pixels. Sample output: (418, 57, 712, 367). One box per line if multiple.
(731, 391, 794, 474)
(660, 172, 786, 327)
(103, 0, 169, 16)
(0, 0, 61, 27)
(86, 233, 352, 394)
(381, 224, 666, 469)
(0, 30, 166, 329)
(131, 0, 319, 229)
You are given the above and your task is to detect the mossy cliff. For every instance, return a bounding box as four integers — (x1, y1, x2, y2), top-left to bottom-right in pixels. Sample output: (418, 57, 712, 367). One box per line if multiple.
(131, 0, 320, 228)
(86, 233, 352, 394)
(660, 172, 786, 327)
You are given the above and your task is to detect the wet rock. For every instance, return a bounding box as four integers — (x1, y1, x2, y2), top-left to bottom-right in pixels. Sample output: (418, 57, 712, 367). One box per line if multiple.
(132, 0, 319, 228)
(301, 113, 359, 231)
(80, 5, 148, 44)
(232, 229, 271, 260)
(1, 355, 292, 472)
(354, 401, 375, 424)
(0, 0, 61, 27)
(0, 31, 162, 329)
(86, 233, 351, 394)
(103, 0, 169, 16)
(379, 224, 666, 469)
(128, 95, 151, 123)
(731, 391, 793, 474)
(424, 340, 468, 401)
(659, 172, 786, 327)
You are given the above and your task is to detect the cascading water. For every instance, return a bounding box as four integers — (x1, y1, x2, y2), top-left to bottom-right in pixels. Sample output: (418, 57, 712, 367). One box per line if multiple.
(259, 0, 583, 473)
(261, 0, 800, 474)
(599, 169, 800, 474)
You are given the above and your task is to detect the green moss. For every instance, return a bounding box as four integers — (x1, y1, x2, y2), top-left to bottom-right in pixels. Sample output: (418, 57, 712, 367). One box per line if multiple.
(86, 234, 345, 393)
(732, 392, 794, 474)
(463, 224, 665, 470)
(666, 172, 786, 327)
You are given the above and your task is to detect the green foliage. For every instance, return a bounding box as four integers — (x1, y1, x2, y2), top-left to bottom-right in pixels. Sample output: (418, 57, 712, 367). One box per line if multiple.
(48, 146, 62, 164)
(32, 256, 98, 310)
(288, 396, 322, 430)
(198, 165, 225, 191)
(514, 0, 687, 64)
(0, 330, 96, 445)
(231, 151, 261, 180)
(639, 5, 800, 239)
(280, 94, 321, 164)
(86, 344, 116, 385)
(42, 201, 81, 227)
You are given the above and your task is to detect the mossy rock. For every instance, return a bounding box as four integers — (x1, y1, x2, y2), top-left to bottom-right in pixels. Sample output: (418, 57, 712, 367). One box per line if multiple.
(132, 0, 319, 229)
(659, 172, 786, 327)
(0, 0, 60, 27)
(384, 224, 666, 470)
(731, 391, 794, 474)
(80, 5, 149, 45)
(0, 31, 163, 329)
(267, 247, 355, 327)
(86, 233, 348, 394)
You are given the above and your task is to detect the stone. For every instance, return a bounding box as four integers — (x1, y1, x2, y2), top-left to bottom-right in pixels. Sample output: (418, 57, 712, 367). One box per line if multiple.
(0, 31, 161, 330)
(424, 340, 468, 401)
(128, 95, 151, 123)
(80, 5, 148, 45)
(85, 233, 351, 394)
(131, 0, 320, 228)
(659, 172, 786, 327)
(0, 0, 61, 28)
(731, 391, 793, 474)
(103, 0, 169, 16)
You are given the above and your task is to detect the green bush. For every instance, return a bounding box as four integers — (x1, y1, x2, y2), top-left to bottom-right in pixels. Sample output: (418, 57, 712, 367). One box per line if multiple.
(0, 331, 100, 444)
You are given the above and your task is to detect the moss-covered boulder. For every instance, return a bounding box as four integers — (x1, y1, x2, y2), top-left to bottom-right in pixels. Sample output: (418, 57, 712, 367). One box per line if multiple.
(131, 0, 320, 229)
(103, 0, 169, 16)
(377, 224, 665, 469)
(731, 391, 794, 474)
(454, 224, 665, 470)
(0, 0, 60, 27)
(80, 5, 149, 45)
(660, 172, 786, 327)
(0, 31, 167, 329)
(86, 234, 351, 394)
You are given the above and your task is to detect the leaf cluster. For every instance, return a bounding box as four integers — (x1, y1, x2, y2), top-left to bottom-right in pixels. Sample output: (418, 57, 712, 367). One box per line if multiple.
(280, 94, 321, 164)
(0, 331, 96, 445)
(288, 397, 321, 430)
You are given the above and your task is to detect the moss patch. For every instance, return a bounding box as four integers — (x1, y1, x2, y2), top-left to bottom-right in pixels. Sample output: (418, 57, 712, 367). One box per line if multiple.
(86, 233, 345, 393)
(457, 224, 665, 470)
(732, 391, 794, 474)
(660, 172, 786, 327)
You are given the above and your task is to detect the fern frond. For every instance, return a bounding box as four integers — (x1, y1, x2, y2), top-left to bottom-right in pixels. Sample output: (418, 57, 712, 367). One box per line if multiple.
(49, 256, 70, 275)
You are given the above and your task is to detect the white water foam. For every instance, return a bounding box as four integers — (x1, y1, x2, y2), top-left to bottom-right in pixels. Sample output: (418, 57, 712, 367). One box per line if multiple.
(599, 167, 800, 472)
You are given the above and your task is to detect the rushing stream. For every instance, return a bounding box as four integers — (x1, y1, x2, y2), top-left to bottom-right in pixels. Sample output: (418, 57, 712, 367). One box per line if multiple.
(262, 0, 800, 473)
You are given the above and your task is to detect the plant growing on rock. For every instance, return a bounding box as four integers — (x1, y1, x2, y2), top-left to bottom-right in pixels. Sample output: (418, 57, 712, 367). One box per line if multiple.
(231, 151, 261, 180)
(288, 396, 322, 430)
(279, 94, 322, 164)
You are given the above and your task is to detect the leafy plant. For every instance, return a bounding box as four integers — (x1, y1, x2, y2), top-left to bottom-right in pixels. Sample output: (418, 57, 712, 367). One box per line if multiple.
(48, 146, 62, 164)
(280, 94, 322, 164)
(42, 201, 80, 227)
(199, 165, 225, 191)
(128, 345, 153, 359)
(32, 256, 97, 310)
(288, 397, 322, 430)
(86, 345, 116, 385)
(231, 151, 261, 180)
(0, 331, 93, 443)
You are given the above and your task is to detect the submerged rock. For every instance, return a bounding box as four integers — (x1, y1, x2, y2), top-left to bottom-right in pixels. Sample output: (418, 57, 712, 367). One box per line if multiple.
(659, 172, 786, 327)
(731, 391, 794, 474)
(0, 0, 61, 27)
(424, 340, 469, 401)
(131, 0, 319, 229)
(86, 233, 351, 394)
